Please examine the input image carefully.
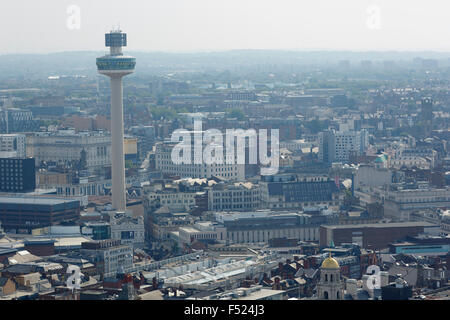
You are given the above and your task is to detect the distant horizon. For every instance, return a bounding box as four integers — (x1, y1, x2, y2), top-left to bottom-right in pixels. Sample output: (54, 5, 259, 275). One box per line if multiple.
(3, 48, 450, 56)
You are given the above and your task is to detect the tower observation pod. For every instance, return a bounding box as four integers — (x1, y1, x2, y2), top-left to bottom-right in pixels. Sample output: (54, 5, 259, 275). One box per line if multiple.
(96, 30, 136, 211)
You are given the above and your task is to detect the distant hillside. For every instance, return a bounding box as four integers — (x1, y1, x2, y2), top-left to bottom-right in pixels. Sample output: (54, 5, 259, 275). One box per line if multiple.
(0, 50, 449, 80)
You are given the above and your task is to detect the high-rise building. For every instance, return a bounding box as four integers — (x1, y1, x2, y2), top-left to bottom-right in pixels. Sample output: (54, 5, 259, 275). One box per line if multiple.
(318, 131, 335, 164)
(2, 97, 12, 134)
(319, 130, 369, 164)
(97, 29, 136, 211)
(0, 157, 36, 193)
(421, 97, 433, 138)
(0, 99, 38, 134)
(0, 134, 26, 158)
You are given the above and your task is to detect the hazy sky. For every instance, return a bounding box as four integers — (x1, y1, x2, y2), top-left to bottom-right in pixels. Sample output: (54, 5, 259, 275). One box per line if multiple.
(1, 0, 450, 54)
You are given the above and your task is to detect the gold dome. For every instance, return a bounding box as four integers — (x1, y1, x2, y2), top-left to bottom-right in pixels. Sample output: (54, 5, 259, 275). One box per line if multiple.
(321, 253, 340, 269)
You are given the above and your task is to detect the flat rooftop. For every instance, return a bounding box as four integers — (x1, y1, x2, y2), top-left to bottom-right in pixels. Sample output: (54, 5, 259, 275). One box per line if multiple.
(236, 288, 285, 300)
(390, 241, 449, 247)
(0, 248, 17, 255)
(0, 195, 79, 206)
(322, 221, 436, 230)
(179, 227, 201, 233)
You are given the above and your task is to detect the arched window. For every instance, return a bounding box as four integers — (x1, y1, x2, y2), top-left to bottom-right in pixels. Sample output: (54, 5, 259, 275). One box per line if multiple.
(330, 274, 333, 282)
(325, 274, 328, 282)
(337, 292, 340, 299)
(324, 291, 329, 300)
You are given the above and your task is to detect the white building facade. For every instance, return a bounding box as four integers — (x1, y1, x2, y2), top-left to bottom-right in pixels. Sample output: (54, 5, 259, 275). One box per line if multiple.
(110, 213, 145, 249)
(319, 130, 369, 163)
(208, 182, 261, 211)
(0, 134, 26, 158)
(155, 141, 245, 180)
(30, 130, 111, 169)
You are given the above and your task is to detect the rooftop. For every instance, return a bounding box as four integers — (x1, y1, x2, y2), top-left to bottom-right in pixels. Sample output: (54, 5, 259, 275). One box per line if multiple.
(0, 195, 80, 206)
(323, 221, 435, 230)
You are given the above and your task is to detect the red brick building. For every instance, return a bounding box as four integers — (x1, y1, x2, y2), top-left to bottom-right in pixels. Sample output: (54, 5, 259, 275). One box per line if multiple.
(320, 222, 435, 250)
(24, 239, 55, 256)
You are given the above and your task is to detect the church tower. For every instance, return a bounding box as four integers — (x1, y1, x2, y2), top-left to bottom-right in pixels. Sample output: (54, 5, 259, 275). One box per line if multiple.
(316, 253, 344, 300)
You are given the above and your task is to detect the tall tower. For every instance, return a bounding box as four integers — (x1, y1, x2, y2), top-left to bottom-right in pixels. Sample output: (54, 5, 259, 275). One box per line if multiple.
(97, 29, 136, 211)
(421, 97, 433, 138)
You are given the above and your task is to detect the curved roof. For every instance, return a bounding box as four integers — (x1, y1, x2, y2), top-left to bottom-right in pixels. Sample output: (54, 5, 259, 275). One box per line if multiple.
(321, 253, 340, 269)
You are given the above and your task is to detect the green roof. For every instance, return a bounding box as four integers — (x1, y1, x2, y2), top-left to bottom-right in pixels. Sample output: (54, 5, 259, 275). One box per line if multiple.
(374, 154, 387, 163)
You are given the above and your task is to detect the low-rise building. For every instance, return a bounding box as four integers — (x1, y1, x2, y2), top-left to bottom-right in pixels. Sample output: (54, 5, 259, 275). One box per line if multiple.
(145, 189, 198, 211)
(30, 130, 111, 170)
(208, 181, 261, 211)
(260, 174, 341, 210)
(215, 210, 331, 244)
(0, 277, 16, 296)
(177, 221, 227, 246)
(383, 186, 450, 221)
(320, 222, 437, 250)
(81, 239, 133, 277)
(145, 210, 197, 241)
(353, 164, 392, 190)
(155, 140, 244, 180)
(188, 285, 285, 300)
(110, 213, 145, 249)
(0, 195, 80, 233)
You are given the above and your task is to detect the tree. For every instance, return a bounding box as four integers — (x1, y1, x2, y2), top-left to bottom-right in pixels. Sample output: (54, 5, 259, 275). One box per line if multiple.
(78, 148, 87, 171)
(171, 242, 179, 254)
(305, 119, 329, 134)
(225, 108, 245, 121)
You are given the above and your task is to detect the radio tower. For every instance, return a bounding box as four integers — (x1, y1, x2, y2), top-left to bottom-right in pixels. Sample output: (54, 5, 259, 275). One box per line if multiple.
(96, 29, 136, 211)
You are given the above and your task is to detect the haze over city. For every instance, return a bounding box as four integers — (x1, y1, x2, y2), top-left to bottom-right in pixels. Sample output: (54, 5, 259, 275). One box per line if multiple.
(0, 0, 450, 306)
(2, 0, 450, 54)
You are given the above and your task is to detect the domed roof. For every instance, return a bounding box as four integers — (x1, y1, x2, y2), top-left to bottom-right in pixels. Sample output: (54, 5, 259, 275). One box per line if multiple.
(321, 253, 340, 269)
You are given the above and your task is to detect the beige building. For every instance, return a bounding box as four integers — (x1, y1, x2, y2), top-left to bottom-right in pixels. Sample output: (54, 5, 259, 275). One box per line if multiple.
(207, 182, 261, 211)
(178, 221, 227, 246)
(146, 190, 197, 211)
(31, 130, 111, 170)
(155, 141, 245, 180)
(316, 254, 344, 300)
(0, 134, 26, 158)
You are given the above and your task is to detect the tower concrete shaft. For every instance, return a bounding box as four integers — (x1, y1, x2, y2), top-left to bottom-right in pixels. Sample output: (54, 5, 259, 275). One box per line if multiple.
(110, 75, 126, 211)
